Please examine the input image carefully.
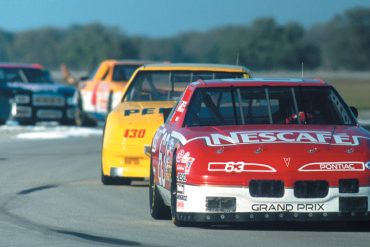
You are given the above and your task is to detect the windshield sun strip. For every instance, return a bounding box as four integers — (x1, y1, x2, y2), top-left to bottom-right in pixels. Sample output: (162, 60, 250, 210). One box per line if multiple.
(236, 88, 245, 125)
(265, 88, 273, 124)
(291, 87, 301, 124)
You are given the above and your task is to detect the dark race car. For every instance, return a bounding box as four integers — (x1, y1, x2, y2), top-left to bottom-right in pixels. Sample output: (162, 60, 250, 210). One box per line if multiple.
(149, 78, 370, 226)
(0, 63, 76, 125)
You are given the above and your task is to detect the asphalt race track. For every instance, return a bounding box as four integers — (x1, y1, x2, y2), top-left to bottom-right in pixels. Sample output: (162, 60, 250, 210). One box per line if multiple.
(0, 130, 370, 247)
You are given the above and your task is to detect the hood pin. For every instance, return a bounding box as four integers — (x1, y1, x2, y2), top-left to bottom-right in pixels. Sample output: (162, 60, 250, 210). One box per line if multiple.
(307, 147, 318, 154)
(215, 146, 224, 154)
(255, 147, 263, 154)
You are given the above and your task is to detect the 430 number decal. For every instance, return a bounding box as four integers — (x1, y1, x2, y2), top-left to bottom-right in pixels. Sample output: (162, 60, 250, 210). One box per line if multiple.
(123, 129, 146, 138)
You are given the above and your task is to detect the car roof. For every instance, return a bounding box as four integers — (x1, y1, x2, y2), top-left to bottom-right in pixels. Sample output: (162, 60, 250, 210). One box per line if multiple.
(138, 63, 250, 72)
(100, 59, 158, 66)
(0, 63, 44, 69)
(191, 78, 328, 88)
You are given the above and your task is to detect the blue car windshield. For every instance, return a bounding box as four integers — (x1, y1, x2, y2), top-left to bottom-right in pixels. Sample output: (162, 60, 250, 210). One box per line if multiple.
(0, 68, 53, 83)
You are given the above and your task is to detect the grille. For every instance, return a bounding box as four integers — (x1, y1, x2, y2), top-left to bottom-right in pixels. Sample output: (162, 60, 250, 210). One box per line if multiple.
(339, 179, 359, 193)
(294, 180, 328, 198)
(249, 180, 284, 198)
(339, 197, 368, 212)
(33, 95, 65, 106)
(36, 110, 63, 119)
(206, 197, 236, 212)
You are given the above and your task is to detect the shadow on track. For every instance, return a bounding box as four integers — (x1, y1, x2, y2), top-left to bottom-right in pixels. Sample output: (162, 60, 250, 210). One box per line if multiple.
(54, 230, 142, 246)
(198, 221, 370, 232)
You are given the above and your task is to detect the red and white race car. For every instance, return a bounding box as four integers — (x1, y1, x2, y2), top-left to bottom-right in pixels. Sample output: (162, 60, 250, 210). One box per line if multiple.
(149, 78, 370, 226)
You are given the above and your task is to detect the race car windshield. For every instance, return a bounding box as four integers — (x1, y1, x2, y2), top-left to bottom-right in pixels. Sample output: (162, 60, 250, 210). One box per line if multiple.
(112, 64, 141, 82)
(0, 68, 53, 83)
(184, 86, 356, 126)
(124, 71, 245, 102)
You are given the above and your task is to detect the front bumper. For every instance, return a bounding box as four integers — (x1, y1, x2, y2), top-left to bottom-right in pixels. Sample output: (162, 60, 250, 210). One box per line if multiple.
(176, 184, 370, 222)
(102, 144, 150, 179)
(11, 103, 76, 123)
(176, 211, 370, 223)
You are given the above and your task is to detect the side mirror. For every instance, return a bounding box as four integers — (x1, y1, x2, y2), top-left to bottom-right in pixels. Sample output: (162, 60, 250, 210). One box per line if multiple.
(162, 108, 173, 122)
(350, 106, 358, 118)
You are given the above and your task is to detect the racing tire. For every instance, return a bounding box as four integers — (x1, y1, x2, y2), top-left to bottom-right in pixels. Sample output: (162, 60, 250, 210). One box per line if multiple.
(107, 91, 113, 113)
(101, 170, 131, 185)
(18, 120, 35, 126)
(149, 160, 171, 219)
(75, 93, 97, 127)
(170, 152, 187, 227)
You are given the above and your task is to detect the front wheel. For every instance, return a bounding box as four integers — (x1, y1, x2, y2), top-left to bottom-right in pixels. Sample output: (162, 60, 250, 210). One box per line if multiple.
(149, 160, 170, 219)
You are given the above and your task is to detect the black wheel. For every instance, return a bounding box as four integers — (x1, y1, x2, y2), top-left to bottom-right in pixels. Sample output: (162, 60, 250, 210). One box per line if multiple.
(170, 152, 187, 227)
(101, 170, 131, 185)
(101, 170, 115, 185)
(18, 120, 35, 126)
(60, 119, 77, 126)
(75, 92, 97, 127)
(149, 160, 171, 219)
(107, 91, 113, 113)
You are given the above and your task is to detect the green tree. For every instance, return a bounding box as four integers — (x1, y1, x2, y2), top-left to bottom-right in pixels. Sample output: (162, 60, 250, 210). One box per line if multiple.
(310, 7, 370, 70)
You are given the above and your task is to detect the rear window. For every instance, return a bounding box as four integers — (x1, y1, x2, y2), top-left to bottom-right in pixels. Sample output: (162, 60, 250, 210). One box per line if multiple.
(184, 86, 356, 126)
(0, 68, 53, 83)
(124, 70, 245, 102)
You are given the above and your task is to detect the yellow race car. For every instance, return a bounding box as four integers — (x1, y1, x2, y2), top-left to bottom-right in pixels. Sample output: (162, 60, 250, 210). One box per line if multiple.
(101, 63, 251, 185)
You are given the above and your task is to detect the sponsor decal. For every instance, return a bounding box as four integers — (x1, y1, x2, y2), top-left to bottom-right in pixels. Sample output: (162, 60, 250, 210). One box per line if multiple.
(170, 130, 366, 147)
(299, 162, 365, 172)
(123, 129, 146, 138)
(180, 152, 190, 163)
(177, 172, 187, 182)
(177, 201, 184, 209)
(176, 149, 185, 162)
(177, 101, 187, 112)
(177, 184, 185, 194)
(177, 163, 186, 173)
(157, 132, 171, 186)
(177, 195, 188, 201)
(206, 131, 359, 146)
(208, 162, 276, 173)
(251, 203, 325, 212)
(176, 150, 195, 174)
(124, 107, 169, 116)
(185, 157, 195, 175)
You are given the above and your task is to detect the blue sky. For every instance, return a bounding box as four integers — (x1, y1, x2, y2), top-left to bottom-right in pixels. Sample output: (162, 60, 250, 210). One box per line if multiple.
(1, 0, 370, 37)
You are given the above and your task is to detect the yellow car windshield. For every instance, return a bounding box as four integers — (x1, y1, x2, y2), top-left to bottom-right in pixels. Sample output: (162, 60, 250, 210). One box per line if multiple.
(124, 70, 245, 102)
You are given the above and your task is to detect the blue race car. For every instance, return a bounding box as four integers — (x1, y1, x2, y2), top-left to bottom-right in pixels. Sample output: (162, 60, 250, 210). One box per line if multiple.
(0, 63, 77, 125)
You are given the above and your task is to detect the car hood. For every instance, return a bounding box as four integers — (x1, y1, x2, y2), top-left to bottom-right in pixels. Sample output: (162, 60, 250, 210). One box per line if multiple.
(174, 124, 370, 186)
(3, 82, 75, 94)
(177, 124, 369, 148)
